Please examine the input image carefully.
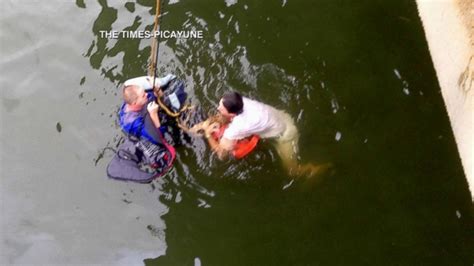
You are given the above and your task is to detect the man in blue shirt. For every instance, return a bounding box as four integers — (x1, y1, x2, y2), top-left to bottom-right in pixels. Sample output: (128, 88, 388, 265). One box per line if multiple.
(119, 74, 175, 144)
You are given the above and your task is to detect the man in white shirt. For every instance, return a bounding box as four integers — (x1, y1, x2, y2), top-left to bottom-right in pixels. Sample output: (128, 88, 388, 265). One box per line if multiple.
(205, 91, 330, 176)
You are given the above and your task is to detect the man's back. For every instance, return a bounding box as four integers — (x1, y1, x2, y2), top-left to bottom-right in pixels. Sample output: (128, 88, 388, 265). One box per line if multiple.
(223, 97, 286, 140)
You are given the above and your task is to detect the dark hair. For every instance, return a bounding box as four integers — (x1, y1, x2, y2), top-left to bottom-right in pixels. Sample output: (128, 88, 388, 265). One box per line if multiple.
(222, 91, 244, 115)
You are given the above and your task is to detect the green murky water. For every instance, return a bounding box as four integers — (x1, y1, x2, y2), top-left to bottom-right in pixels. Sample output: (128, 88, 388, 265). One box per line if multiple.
(1, 0, 472, 265)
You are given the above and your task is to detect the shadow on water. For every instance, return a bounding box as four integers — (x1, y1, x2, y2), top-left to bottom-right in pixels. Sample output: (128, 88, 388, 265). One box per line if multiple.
(82, 0, 153, 82)
(78, 0, 473, 265)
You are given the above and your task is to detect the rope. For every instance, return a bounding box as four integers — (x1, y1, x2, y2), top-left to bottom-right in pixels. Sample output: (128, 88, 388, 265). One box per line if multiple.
(148, 0, 194, 120)
(148, 0, 161, 79)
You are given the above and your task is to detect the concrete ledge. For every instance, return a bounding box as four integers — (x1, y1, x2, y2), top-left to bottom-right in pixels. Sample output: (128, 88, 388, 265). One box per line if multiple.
(415, 0, 473, 200)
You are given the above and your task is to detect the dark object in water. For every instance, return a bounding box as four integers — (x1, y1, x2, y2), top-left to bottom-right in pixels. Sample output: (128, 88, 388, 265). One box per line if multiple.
(144, 78, 188, 114)
(162, 79, 187, 113)
(155, 79, 192, 130)
(106, 138, 155, 183)
(107, 120, 176, 183)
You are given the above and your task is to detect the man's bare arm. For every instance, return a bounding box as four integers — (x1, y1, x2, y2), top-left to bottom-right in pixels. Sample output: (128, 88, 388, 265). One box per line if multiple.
(205, 135, 234, 160)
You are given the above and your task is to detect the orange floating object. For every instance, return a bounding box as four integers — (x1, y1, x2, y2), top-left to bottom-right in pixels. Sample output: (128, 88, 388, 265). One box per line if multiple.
(211, 124, 259, 159)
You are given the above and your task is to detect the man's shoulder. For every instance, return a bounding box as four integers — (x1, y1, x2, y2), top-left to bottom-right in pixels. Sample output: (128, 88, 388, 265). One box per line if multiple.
(242, 97, 260, 106)
(242, 97, 276, 113)
(119, 106, 143, 125)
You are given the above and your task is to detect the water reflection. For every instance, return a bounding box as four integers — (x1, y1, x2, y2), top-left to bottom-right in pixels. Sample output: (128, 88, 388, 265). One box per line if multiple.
(85, 0, 148, 84)
(82, 0, 321, 177)
(78, 1, 342, 265)
(74, 0, 473, 265)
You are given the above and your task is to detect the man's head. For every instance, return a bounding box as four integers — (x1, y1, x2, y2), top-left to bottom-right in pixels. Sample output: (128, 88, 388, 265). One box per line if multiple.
(123, 85, 148, 108)
(218, 91, 243, 118)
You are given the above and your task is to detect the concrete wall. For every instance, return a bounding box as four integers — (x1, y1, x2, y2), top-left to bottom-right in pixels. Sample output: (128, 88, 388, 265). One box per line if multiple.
(415, 0, 473, 200)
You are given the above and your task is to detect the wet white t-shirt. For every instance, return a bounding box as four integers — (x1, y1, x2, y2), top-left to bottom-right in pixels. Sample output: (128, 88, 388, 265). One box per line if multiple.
(223, 97, 287, 140)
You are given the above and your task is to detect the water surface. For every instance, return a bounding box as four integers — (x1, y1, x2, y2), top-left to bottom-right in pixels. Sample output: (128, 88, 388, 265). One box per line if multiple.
(0, 0, 472, 265)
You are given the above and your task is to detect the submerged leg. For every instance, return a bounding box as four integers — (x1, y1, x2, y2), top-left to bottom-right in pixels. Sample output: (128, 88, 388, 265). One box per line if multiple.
(272, 110, 332, 178)
(274, 131, 332, 178)
(294, 162, 333, 177)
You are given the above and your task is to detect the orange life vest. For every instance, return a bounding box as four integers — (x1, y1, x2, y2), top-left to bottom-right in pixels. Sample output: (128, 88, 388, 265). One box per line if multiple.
(211, 124, 259, 159)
